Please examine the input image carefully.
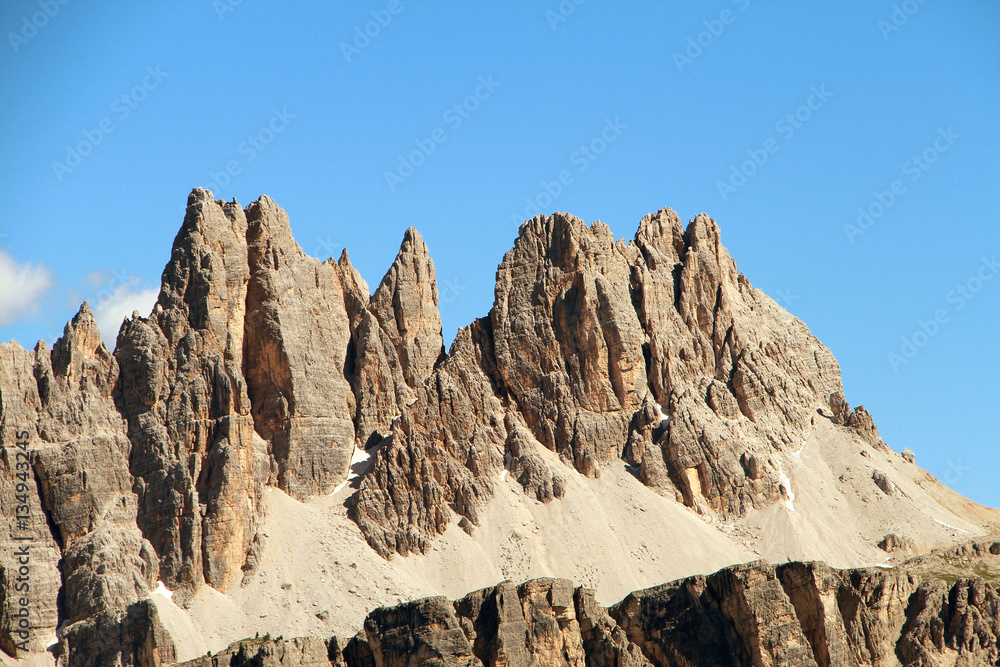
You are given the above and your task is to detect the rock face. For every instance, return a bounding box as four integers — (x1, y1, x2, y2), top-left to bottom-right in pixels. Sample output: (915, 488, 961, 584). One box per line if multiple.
(878, 532, 916, 552)
(350, 228, 444, 449)
(115, 192, 447, 593)
(352, 316, 506, 556)
(355, 209, 851, 555)
(243, 195, 359, 498)
(177, 565, 1000, 667)
(178, 636, 333, 667)
(115, 190, 267, 594)
(367, 227, 444, 391)
(0, 190, 948, 664)
(0, 304, 167, 663)
(1, 190, 454, 664)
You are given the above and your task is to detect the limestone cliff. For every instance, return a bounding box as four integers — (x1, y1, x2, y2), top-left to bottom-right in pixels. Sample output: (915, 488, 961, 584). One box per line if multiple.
(1, 190, 993, 666)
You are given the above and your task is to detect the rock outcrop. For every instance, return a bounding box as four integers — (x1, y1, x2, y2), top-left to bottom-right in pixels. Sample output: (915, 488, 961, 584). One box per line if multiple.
(356, 208, 850, 554)
(243, 195, 359, 498)
(352, 316, 506, 556)
(178, 636, 334, 667)
(350, 228, 444, 449)
(3, 190, 970, 665)
(176, 564, 1000, 667)
(115, 190, 267, 594)
(115, 192, 447, 592)
(0, 304, 166, 663)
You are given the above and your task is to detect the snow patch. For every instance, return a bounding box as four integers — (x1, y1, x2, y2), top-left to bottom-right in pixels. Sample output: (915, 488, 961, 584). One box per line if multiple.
(933, 519, 970, 534)
(778, 467, 795, 512)
(791, 430, 811, 459)
(501, 452, 512, 481)
(333, 446, 376, 494)
(655, 403, 670, 426)
(152, 580, 174, 600)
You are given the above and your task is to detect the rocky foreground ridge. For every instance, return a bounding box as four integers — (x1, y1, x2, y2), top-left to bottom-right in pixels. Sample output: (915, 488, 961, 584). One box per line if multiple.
(176, 554, 1000, 667)
(1, 190, 997, 665)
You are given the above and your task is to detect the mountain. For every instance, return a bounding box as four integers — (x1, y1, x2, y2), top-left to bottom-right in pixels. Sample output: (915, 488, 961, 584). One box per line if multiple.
(1, 189, 997, 666)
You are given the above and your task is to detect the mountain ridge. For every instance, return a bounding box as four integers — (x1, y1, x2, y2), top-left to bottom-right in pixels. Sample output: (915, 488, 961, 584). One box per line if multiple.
(1, 189, 996, 666)
(172, 552, 1000, 667)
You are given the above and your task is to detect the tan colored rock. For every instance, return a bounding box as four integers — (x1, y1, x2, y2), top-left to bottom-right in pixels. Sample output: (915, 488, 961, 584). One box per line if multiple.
(116, 189, 266, 595)
(898, 578, 1000, 665)
(453, 578, 585, 667)
(244, 195, 358, 498)
(167, 564, 1000, 667)
(877, 533, 916, 552)
(575, 587, 652, 667)
(1, 304, 160, 661)
(845, 405, 884, 449)
(612, 561, 817, 666)
(355, 208, 864, 554)
(633, 211, 841, 515)
(0, 343, 65, 655)
(775, 561, 854, 667)
(58, 599, 176, 667)
(352, 318, 505, 557)
(363, 597, 481, 667)
(492, 213, 647, 478)
(872, 470, 899, 497)
(348, 228, 446, 450)
(176, 635, 333, 667)
(368, 228, 444, 390)
(503, 417, 566, 503)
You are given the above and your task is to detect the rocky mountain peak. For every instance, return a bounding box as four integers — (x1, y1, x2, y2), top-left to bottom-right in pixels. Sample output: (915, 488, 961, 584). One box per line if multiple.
(48, 301, 113, 396)
(4, 191, 995, 666)
(368, 226, 443, 389)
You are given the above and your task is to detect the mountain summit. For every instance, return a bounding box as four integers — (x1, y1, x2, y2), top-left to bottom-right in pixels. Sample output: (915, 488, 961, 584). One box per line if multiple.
(1, 190, 997, 666)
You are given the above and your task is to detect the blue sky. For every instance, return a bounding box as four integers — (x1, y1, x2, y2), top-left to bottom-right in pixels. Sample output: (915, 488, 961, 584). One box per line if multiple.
(1, 1, 997, 507)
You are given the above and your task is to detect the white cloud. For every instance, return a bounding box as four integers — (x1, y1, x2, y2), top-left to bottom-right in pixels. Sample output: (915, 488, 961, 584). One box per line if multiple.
(92, 284, 159, 349)
(0, 249, 54, 326)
